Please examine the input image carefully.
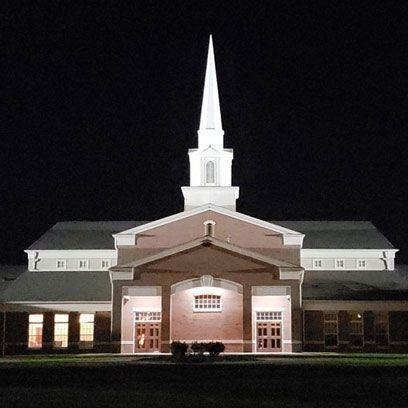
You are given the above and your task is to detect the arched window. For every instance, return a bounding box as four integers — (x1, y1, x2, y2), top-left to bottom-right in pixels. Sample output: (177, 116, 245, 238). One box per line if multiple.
(205, 161, 215, 184)
(203, 220, 215, 237)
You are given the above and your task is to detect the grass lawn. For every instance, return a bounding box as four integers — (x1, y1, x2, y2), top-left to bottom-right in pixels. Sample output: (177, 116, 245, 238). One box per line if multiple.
(0, 354, 408, 407)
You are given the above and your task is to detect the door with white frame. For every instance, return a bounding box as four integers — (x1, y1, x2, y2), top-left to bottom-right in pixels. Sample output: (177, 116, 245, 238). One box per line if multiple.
(256, 311, 283, 352)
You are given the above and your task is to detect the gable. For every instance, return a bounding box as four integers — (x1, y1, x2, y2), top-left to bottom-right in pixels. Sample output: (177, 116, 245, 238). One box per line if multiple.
(145, 244, 269, 274)
(114, 205, 304, 248)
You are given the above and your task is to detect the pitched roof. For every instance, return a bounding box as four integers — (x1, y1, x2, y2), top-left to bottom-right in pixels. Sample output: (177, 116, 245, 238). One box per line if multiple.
(26, 219, 395, 251)
(272, 221, 395, 249)
(303, 266, 408, 300)
(0, 265, 26, 295)
(0, 270, 111, 302)
(27, 221, 148, 250)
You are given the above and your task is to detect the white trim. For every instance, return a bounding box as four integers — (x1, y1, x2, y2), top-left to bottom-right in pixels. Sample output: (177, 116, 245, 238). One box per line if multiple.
(113, 204, 304, 246)
(25, 250, 117, 258)
(302, 249, 399, 257)
(3, 302, 111, 312)
(303, 300, 408, 311)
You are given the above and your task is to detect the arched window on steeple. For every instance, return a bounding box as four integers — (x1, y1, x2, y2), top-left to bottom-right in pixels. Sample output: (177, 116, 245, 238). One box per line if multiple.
(205, 161, 215, 185)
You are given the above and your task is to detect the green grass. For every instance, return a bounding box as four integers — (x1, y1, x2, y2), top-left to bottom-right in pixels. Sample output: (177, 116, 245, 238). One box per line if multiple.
(1, 353, 408, 367)
(0, 361, 408, 407)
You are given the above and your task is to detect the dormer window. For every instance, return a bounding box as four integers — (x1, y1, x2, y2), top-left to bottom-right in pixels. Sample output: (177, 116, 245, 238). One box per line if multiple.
(313, 259, 323, 269)
(357, 259, 366, 269)
(79, 260, 89, 269)
(335, 259, 345, 269)
(56, 260, 66, 270)
(101, 260, 110, 269)
(205, 160, 216, 185)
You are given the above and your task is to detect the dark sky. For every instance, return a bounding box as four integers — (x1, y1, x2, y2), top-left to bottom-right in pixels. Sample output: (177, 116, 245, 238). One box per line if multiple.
(2, 1, 408, 264)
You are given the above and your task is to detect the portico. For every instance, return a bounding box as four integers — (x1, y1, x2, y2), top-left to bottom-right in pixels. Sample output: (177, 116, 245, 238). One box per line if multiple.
(111, 237, 303, 353)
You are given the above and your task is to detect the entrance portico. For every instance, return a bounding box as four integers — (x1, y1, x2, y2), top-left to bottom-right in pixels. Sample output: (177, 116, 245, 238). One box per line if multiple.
(112, 238, 303, 353)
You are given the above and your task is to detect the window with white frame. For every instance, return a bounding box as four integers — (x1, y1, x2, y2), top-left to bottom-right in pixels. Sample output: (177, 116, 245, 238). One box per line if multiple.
(313, 259, 323, 269)
(357, 259, 366, 269)
(54, 314, 69, 348)
(28, 314, 43, 349)
(203, 220, 215, 237)
(56, 260, 66, 269)
(101, 260, 110, 269)
(134, 311, 161, 322)
(374, 312, 389, 347)
(79, 314, 95, 348)
(348, 312, 364, 347)
(335, 259, 345, 269)
(78, 260, 89, 269)
(324, 312, 338, 347)
(205, 160, 216, 185)
(256, 311, 282, 321)
(194, 295, 221, 312)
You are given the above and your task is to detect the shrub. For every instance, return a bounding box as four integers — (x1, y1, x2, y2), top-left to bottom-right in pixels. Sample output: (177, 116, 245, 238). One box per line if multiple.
(191, 342, 207, 355)
(170, 341, 188, 359)
(206, 341, 225, 356)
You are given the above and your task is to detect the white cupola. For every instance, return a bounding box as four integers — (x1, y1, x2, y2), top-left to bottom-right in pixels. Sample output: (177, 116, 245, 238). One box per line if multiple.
(181, 35, 239, 211)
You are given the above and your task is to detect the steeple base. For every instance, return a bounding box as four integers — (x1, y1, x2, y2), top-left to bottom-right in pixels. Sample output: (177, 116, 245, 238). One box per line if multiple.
(181, 186, 239, 211)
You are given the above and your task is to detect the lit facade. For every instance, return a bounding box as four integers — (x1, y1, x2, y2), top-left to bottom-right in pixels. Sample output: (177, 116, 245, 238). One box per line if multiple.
(1, 37, 407, 354)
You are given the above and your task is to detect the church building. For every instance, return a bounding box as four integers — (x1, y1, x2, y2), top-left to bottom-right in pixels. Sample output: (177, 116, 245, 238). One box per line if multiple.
(1, 37, 407, 354)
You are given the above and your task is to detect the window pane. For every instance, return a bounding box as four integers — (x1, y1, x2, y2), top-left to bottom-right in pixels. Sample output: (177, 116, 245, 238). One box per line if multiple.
(55, 314, 69, 323)
(194, 295, 221, 311)
(79, 314, 95, 323)
(205, 161, 215, 184)
(29, 314, 43, 323)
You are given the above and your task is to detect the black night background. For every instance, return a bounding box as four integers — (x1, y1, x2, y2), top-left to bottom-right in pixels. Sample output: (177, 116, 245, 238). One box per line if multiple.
(2, 1, 408, 265)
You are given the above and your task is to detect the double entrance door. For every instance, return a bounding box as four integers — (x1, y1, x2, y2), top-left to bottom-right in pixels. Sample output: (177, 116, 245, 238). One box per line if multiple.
(134, 322, 161, 352)
(256, 322, 282, 352)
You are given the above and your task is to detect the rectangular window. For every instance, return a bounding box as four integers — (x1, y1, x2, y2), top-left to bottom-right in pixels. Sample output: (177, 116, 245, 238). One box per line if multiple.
(78, 260, 89, 269)
(54, 314, 69, 348)
(357, 259, 366, 269)
(101, 260, 110, 269)
(324, 312, 338, 347)
(335, 259, 345, 269)
(194, 295, 221, 312)
(313, 259, 323, 269)
(375, 312, 389, 347)
(256, 311, 282, 321)
(134, 311, 161, 322)
(28, 314, 43, 349)
(349, 312, 364, 347)
(79, 314, 95, 349)
(56, 260, 66, 269)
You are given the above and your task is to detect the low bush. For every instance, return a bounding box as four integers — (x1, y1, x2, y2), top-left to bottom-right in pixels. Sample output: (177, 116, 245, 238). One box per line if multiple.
(207, 341, 225, 356)
(191, 342, 207, 355)
(170, 341, 188, 360)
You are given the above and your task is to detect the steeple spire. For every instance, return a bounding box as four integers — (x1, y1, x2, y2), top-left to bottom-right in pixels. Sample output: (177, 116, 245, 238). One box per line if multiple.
(198, 35, 224, 150)
(181, 36, 239, 211)
(199, 35, 223, 132)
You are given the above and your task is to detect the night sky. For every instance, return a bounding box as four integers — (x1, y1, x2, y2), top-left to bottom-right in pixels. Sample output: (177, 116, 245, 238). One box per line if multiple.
(2, 2, 408, 265)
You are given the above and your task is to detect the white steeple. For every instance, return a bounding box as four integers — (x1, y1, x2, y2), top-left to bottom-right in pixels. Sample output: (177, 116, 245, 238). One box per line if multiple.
(181, 36, 239, 211)
(198, 35, 224, 150)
